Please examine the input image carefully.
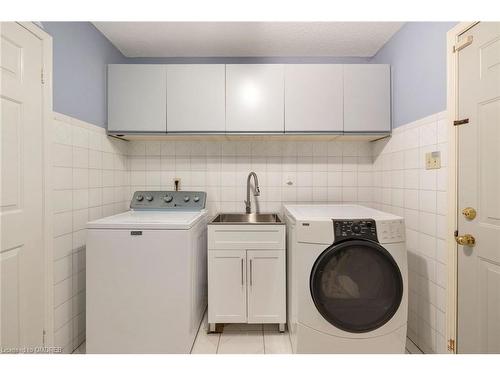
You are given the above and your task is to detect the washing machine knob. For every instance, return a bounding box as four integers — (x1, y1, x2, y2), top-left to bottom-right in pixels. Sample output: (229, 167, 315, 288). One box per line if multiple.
(183, 196, 190, 202)
(136, 195, 144, 201)
(145, 195, 154, 202)
(193, 196, 200, 202)
(163, 195, 173, 203)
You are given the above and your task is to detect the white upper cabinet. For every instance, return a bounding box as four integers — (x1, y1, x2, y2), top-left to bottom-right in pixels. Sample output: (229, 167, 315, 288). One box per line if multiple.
(343, 64, 391, 132)
(108, 65, 167, 132)
(166, 64, 225, 132)
(284, 64, 343, 132)
(226, 64, 284, 132)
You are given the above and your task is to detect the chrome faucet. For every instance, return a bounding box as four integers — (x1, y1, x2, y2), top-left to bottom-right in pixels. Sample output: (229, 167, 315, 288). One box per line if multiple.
(245, 172, 260, 214)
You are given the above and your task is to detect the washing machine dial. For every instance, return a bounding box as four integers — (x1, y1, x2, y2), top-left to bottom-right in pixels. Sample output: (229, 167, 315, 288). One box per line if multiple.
(163, 195, 173, 203)
(145, 195, 154, 202)
(193, 196, 200, 202)
(136, 195, 144, 201)
(183, 196, 190, 202)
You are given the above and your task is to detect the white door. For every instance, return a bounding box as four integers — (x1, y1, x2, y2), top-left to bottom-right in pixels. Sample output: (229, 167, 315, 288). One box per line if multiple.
(166, 64, 225, 132)
(247, 250, 285, 324)
(226, 64, 284, 132)
(108, 64, 167, 132)
(456, 22, 500, 353)
(1, 22, 45, 349)
(208, 250, 247, 323)
(284, 64, 343, 132)
(343, 64, 391, 132)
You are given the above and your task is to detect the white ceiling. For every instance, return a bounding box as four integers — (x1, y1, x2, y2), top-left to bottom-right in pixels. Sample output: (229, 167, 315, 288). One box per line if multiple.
(93, 22, 404, 58)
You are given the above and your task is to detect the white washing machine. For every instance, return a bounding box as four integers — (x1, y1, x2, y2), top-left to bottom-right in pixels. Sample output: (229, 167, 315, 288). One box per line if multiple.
(284, 204, 408, 354)
(86, 191, 208, 353)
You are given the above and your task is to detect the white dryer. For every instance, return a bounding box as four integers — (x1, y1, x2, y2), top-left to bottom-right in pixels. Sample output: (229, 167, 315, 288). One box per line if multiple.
(86, 191, 208, 353)
(284, 204, 407, 354)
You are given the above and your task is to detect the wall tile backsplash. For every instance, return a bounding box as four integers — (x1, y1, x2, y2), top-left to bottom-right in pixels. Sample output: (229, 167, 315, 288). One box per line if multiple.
(128, 139, 375, 216)
(51, 110, 448, 353)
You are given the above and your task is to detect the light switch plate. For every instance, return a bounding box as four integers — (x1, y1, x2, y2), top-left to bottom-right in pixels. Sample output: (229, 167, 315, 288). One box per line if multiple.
(425, 151, 441, 170)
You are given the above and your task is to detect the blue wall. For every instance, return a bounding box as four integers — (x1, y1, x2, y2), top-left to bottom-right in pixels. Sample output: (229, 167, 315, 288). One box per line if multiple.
(371, 22, 457, 128)
(41, 22, 127, 127)
(42, 21, 457, 130)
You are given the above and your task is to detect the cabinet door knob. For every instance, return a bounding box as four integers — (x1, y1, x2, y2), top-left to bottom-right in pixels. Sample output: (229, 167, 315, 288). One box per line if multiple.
(241, 258, 244, 286)
(250, 259, 253, 286)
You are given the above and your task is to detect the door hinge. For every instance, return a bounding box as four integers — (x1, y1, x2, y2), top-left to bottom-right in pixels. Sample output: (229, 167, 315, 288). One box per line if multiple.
(454, 229, 459, 238)
(42, 329, 46, 345)
(41, 68, 45, 85)
(453, 118, 469, 126)
(453, 35, 473, 53)
(447, 338, 456, 353)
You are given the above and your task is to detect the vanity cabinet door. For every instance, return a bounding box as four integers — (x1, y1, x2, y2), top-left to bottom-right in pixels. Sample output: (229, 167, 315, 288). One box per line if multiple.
(246, 250, 286, 324)
(208, 250, 247, 323)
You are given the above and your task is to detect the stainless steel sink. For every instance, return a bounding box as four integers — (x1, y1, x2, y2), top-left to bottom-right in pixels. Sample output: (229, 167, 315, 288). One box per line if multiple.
(210, 213, 284, 224)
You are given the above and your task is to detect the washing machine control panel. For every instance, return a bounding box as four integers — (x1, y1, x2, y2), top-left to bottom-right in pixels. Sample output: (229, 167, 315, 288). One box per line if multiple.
(130, 191, 206, 210)
(333, 219, 378, 242)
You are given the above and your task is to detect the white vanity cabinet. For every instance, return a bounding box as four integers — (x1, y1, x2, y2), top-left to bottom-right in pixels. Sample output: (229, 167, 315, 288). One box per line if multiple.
(343, 64, 391, 133)
(108, 64, 167, 133)
(207, 224, 286, 330)
(284, 64, 344, 132)
(166, 64, 225, 132)
(246, 250, 286, 323)
(225, 64, 285, 132)
(208, 250, 248, 323)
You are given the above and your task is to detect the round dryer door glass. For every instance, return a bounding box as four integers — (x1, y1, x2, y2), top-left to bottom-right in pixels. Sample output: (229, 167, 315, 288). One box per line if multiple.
(310, 240, 403, 333)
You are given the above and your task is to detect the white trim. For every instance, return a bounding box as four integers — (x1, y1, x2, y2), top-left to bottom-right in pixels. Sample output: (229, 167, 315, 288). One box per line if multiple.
(445, 21, 479, 354)
(17, 22, 55, 346)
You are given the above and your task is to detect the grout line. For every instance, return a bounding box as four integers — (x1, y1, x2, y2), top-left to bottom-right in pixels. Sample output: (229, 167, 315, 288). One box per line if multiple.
(216, 330, 221, 354)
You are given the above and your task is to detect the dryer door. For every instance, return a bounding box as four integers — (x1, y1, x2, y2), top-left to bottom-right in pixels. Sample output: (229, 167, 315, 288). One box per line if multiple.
(310, 239, 403, 333)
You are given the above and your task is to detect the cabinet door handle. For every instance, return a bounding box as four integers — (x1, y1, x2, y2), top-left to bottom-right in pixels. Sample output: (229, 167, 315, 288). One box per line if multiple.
(241, 258, 244, 285)
(250, 259, 253, 286)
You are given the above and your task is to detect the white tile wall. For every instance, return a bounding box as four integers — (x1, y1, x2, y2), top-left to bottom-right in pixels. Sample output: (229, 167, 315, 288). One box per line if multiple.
(52, 111, 449, 354)
(127, 140, 375, 217)
(372, 111, 448, 354)
(52, 113, 130, 353)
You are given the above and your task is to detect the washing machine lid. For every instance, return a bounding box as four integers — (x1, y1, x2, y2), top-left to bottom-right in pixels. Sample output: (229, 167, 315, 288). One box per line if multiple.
(87, 210, 207, 230)
(284, 204, 402, 222)
(310, 239, 403, 334)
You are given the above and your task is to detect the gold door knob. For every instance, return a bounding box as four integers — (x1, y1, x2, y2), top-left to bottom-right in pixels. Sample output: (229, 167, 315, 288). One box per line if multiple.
(455, 234, 476, 247)
(462, 207, 477, 220)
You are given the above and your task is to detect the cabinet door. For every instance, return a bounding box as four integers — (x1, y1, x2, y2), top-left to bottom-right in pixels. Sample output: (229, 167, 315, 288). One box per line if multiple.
(247, 250, 286, 323)
(343, 64, 391, 132)
(166, 64, 225, 132)
(285, 64, 343, 132)
(208, 250, 247, 323)
(108, 64, 167, 132)
(226, 64, 284, 132)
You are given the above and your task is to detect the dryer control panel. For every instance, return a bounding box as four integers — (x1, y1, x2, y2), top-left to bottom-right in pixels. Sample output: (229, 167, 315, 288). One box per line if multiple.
(333, 219, 378, 243)
(377, 219, 405, 244)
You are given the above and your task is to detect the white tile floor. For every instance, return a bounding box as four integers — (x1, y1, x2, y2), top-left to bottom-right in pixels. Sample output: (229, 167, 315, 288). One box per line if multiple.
(191, 312, 292, 354)
(72, 311, 416, 354)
